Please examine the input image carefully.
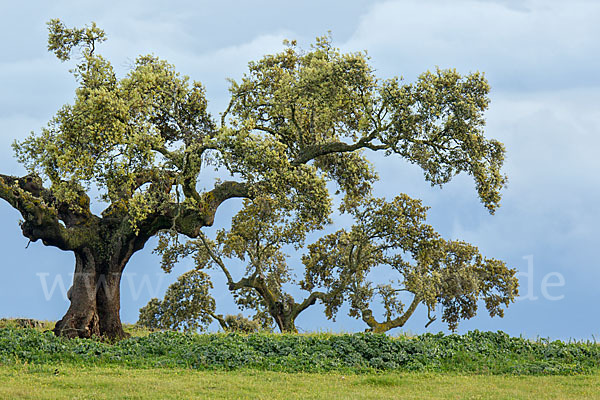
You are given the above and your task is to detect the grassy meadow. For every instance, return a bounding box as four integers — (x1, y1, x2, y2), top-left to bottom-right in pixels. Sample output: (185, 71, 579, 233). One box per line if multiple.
(2, 364, 600, 400)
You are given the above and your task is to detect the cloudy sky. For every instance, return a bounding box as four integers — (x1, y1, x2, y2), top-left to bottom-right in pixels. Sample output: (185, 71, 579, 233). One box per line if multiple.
(1, 0, 599, 339)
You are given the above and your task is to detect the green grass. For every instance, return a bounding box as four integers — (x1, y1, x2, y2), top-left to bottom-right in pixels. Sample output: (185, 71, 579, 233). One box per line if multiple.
(0, 318, 153, 337)
(1, 364, 599, 399)
(0, 318, 55, 330)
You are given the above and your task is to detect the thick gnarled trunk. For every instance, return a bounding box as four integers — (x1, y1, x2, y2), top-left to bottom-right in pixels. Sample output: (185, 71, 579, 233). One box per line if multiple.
(96, 269, 126, 339)
(53, 250, 101, 338)
(53, 249, 127, 339)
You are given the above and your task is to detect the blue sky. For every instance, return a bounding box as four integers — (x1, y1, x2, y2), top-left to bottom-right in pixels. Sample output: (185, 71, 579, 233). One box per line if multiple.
(1, 0, 599, 339)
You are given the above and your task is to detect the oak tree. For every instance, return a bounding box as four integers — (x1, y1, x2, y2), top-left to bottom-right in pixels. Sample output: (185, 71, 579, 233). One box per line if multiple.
(1, 21, 508, 339)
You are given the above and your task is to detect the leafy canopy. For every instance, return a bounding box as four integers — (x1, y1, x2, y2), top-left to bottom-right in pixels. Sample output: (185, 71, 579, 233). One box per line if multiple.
(302, 195, 518, 332)
(224, 35, 505, 213)
(16, 21, 213, 228)
(13, 21, 504, 236)
(151, 192, 517, 333)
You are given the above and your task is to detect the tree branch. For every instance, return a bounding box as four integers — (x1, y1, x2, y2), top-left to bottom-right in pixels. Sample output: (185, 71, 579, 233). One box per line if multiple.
(425, 306, 437, 328)
(292, 133, 386, 166)
(361, 294, 421, 333)
(209, 312, 229, 331)
(0, 173, 94, 251)
(292, 291, 326, 319)
(144, 180, 251, 238)
(197, 232, 235, 286)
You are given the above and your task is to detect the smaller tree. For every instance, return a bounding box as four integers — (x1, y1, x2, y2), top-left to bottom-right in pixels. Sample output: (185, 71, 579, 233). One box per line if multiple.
(302, 195, 519, 333)
(138, 270, 216, 332)
(220, 314, 261, 334)
(155, 197, 327, 333)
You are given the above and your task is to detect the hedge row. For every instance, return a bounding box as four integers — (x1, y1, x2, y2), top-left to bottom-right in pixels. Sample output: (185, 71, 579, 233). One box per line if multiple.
(1, 328, 598, 375)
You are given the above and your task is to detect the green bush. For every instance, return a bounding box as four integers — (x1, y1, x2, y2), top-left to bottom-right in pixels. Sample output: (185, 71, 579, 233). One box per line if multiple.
(0, 328, 597, 375)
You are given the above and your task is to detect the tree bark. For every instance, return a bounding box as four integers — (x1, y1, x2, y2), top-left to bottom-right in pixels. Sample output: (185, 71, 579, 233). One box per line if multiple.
(276, 314, 298, 333)
(53, 248, 128, 339)
(268, 301, 297, 333)
(53, 250, 101, 338)
(96, 270, 126, 339)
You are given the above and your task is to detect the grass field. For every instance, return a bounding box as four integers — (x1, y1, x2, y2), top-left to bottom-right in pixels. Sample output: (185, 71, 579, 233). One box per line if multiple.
(2, 364, 599, 400)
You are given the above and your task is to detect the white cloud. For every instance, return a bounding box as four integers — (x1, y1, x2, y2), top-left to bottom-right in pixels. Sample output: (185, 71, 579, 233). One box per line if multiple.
(342, 0, 600, 91)
(439, 87, 600, 269)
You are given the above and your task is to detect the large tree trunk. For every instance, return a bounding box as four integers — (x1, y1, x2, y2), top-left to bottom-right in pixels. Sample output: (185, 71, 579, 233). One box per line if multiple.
(53, 250, 102, 338)
(53, 248, 129, 340)
(96, 268, 126, 339)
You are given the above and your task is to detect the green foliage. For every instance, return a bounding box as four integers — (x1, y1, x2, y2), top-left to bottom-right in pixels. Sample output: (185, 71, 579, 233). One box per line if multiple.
(154, 189, 517, 335)
(380, 70, 506, 212)
(153, 197, 322, 332)
(301, 195, 518, 332)
(47, 19, 106, 61)
(224, 35, 505, 212)
(137, 270, 216, 332)
(0, 328, 598, 375)
(137, 272, 264, 333)
(149, 34, 511, 334)
(137, 299, 163, 330)
(13, 20, 216, 231)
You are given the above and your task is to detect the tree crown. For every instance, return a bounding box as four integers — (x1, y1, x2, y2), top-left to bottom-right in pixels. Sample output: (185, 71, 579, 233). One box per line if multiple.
(13, 21, 505, 236)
